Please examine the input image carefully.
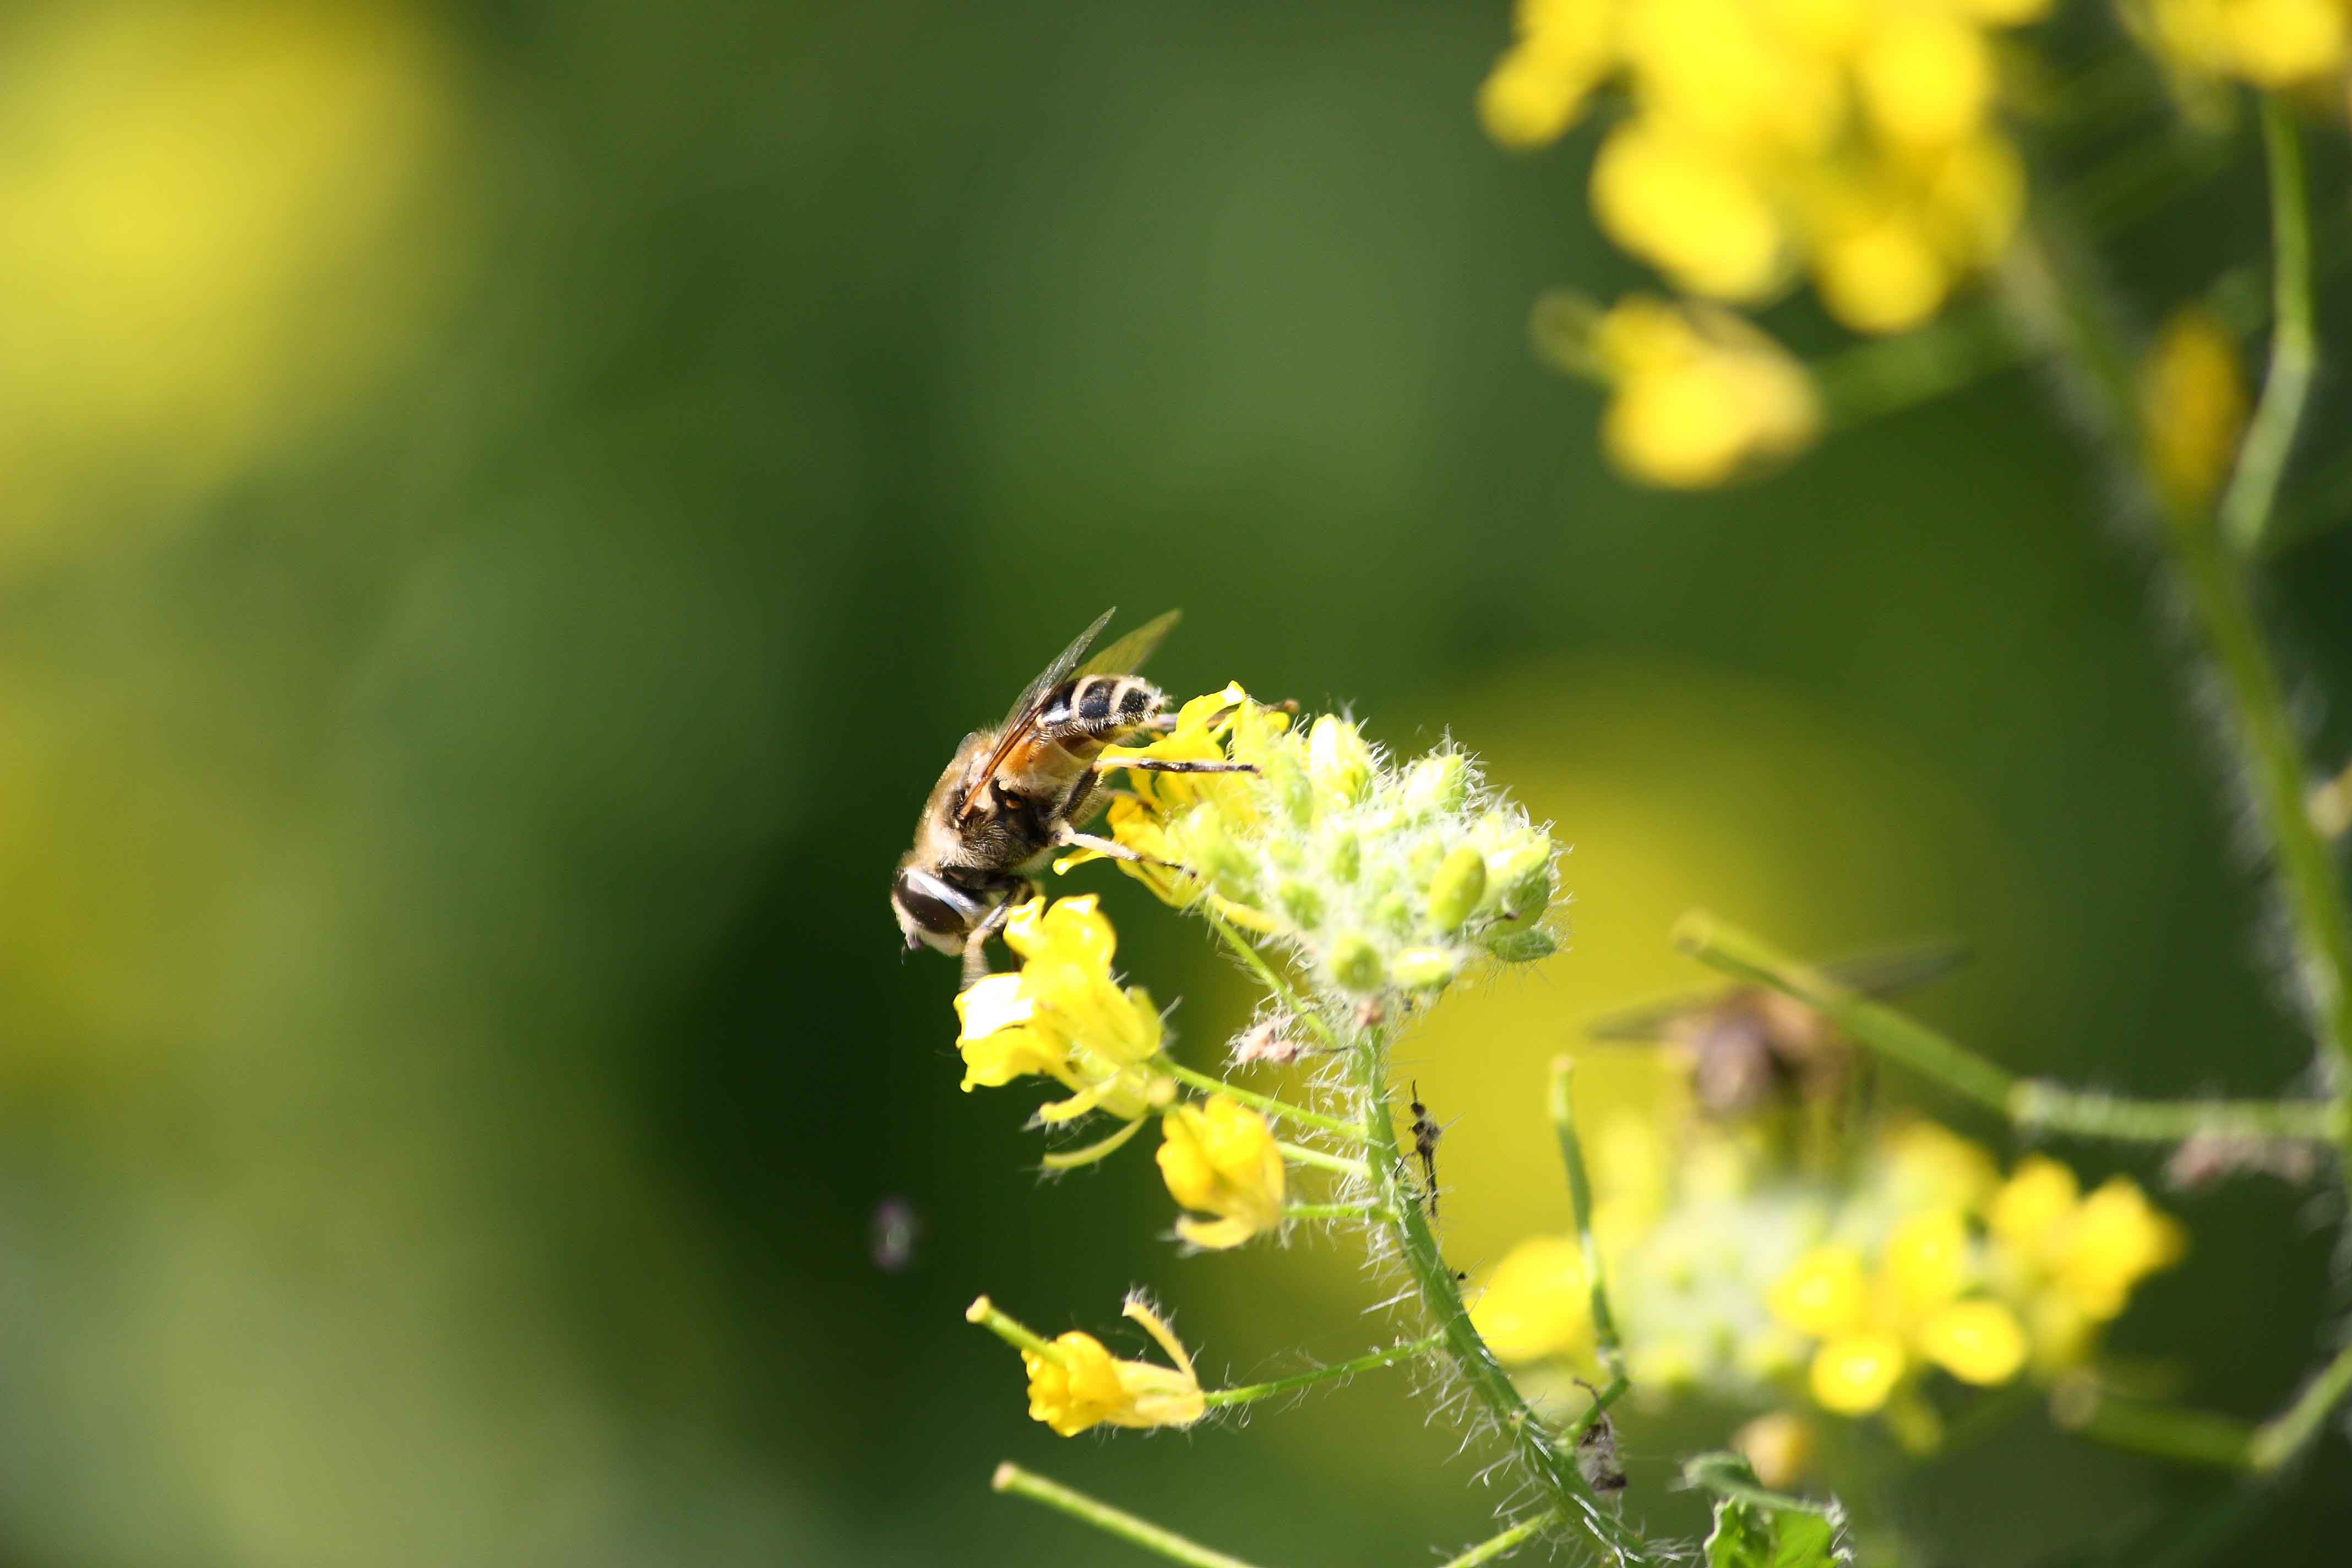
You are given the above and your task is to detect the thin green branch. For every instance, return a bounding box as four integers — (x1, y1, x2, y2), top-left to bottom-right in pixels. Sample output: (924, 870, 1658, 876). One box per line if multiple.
(990, 1464, 1267, 1568)
(2050, 1381, 2255, 1471)
(1672, 913, 2017, 1114)
(1276, 1140, 1369, 1178)
(2012, 1081, 2344, 1145)
(2219, 96, 2317, 556)
(1160, 1060, 1365, 1142)
(1200, 1335, 1442, 1408)
(1436, 1512, 1556, 1568)
(2248, 1338, 2352, 1471)
(1200, 907, 1338, 1049)
(1548, 1056, 1625, 1376)
(1283, 1200, 1391, 1222)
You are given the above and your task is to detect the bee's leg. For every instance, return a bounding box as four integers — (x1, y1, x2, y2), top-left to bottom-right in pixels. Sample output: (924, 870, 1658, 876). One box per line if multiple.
(1050, 826, 1197, 879)
(1095, 756, 1257, 776)
(959, 898, 1017, 988)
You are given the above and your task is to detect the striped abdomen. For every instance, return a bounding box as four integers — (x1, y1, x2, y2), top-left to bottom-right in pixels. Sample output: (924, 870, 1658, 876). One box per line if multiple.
(989, 675, 1165, 804)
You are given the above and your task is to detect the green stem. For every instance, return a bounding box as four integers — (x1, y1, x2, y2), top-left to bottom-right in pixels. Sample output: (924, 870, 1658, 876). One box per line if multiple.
(1200, 1335, 1443, 1407)
(1672, 913, 2017, 1114)
(966, 1297, 1065, 1363)
(2219, 96, 2317, 556)
(1161, 1060, 1365, 1142)
(1812, 301, 2016, 431)
(2249, 1338, 2352, 1471)
(1276, 1140, 1369, 1179)
(1436, 1513, 1556, 1568)
(1284, 1200, 1390, 1222)
(1201, 907, 1339, 1049)
(1353, 1043, 1653, 1564)
(2051, 1382, 2255, 1471)
(2012, 1081, 2343, 1144)
(989, 1464, 1267, 1568)
(1547, 1056, 1625, 1376)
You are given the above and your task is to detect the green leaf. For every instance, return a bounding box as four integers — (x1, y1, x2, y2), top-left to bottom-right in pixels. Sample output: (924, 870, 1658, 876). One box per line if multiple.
(1688, 1454, 1849, 1568)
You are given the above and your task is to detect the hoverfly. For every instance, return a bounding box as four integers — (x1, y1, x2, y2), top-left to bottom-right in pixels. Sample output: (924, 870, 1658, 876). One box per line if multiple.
(890, 608, 1252, 983)
(1583, 941, 1967, 1120)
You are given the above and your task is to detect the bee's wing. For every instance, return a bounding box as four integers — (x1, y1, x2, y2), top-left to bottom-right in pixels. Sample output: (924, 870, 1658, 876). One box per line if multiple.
(1077, 608, 1179, 680)
(957, 608, 1118, 821)
(1582, 940, 1966, 1041)
(1816, 939, 1969, 998)
(1583, 988, 1728, 1042)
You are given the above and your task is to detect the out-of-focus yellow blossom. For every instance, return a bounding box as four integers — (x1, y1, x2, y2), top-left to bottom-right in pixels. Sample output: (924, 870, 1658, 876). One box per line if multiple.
(1473, 1237, 1596, 1363)
(2141, 307, 2250, 515)
(2142, 0, 2351, 86)
(1157, 1096, 1287, 1250)
(1480, 0, 2048, 334)
(968, 1295, 1206, 1437)
(1733, 1411, 1818, 1489)
(1483, 1118, 2176, 1440)
(1591, 297, 1822, 488)
(951, 896, 1172, 1129)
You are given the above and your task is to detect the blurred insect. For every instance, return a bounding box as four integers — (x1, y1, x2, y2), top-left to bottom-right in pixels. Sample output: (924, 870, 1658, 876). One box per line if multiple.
(891, 608, 1255, 984)
(870, 1197, 922, 1272)
(1584, 941, 1967, 1120)
(1409, 1081, 1442, 1218)
(1572, 1379, 1629, 1495)
(1230, 1017, 1309, 1067)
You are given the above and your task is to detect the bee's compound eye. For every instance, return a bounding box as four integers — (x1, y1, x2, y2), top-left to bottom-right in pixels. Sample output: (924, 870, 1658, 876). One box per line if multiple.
(892, 870, 973, 940)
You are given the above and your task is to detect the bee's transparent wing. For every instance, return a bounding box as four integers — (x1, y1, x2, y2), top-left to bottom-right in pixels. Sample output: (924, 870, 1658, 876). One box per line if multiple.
(957, 608, 1118, 821)
(1077, 608, 1179, 680)
(1582, 939, 1967, 1042)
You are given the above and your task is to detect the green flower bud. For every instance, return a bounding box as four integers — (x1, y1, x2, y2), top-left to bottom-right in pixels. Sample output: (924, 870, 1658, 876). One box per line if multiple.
(1388, 946, 1460, 990)
(1402, 753, 1469, 816)
(1483, 926, 1560, 963)
(1307, 715, 1374, 806)
(1425, 843, 1488, 933)
(1326, 932, 1385, 992)
(1374, 891, 1414, 936)
(1278, 878, 1324, 929)
(1326, 830, 1360, 883)
(1266, 747, 1315, 828)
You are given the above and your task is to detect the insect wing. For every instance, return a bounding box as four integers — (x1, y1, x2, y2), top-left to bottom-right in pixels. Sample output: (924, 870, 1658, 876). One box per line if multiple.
(1077, 608, 1179, 681)
(1583, 988, 1725, 1042)
(957, 608, 1118, 821)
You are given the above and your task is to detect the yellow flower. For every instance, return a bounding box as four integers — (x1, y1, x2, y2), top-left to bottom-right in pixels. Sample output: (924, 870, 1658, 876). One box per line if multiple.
(1593, 296, 1821, 488)
(1770, 1245, 1869, 1338)
(1591, 121, 1789, 302)
(1478, 0, 1616, 149)
(2141, 306, 2249, 515)
(952, 896, 1171, 1127)
(1085, 684, 1291, 930)
(1987, 1157, 2185, 1359)
(1886, 1208, 1972, 1311)
(970, 1295, 1206, 1436)
(2145, 0, 2350, 86)
(2059, 1177, 2187, 1319)
(1855, 10, 1994, 151)
(1917, 1298, 2028, 1385)
(1472, 1236, 1594, 1364)
(1157, 1095, 1287, 1250)
(1988, 1153, 2080, 1265)
(1810, 1331, 1908, 1414)
(1882, 1119, 2001, 1212)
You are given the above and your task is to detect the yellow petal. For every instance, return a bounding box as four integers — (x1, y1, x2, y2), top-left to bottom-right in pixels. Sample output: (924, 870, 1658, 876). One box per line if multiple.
(1917, 1298, 2028, 1385)
(1810, 1333, 1907, 1414)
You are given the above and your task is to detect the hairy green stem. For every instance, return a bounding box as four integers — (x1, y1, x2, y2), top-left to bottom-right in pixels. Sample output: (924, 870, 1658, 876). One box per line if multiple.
(1276, 1140, 1369, 1178)
(1201, 1335, 1443, 1408)
(990, 1464, 1266, 1568)
(1548, 1056, 1626, 1376)
(2052, 1382, 2255, 1471)
(1353, 1041, 1653, 1564)
(1161, 1060, 1365, 1142)
(1436, 1512, 1557, 1568)
(2219, 96, 2317, 556)
(1284, 1200, 1391, 1222)
(2012, 1081, 2343, 1144)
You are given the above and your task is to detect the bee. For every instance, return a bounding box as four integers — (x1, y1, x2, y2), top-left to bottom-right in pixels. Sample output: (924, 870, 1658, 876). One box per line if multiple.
(1583, 941, 1966, 1121)
(891, 608, 1254, 983)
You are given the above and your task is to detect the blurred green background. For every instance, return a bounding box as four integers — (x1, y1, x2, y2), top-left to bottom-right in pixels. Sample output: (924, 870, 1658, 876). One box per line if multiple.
(2, 1, 2348, 1563)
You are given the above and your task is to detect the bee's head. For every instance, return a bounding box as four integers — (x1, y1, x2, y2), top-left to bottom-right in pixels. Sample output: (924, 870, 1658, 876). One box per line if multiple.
(891, 864, 979, 957)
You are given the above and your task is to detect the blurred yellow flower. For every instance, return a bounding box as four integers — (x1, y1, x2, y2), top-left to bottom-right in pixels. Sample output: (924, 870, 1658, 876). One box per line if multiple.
(1733, 1411, 1819, 1488)
(951, 896, 1170, 1127)
(969, 1295, 1206, 1437)
(1157, 1096, 1287, 1250)
(1593, 297, 1822, 488)
(1917, 1298, 2028, 1385)
(1988, 1156, 2185, 1358)
(2141, 307, 2250, 515)
(1810, 1331, 1907, 1414)
(1472, 1237, 1595, 1364)
(1480, 0, 2045, 335)
(1770, 1245, 1869, 1338)
(2143, 0, 2350, 85)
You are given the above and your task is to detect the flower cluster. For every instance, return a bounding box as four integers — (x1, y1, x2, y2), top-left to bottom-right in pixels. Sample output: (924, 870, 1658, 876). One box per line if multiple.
(1474, 1115, 2184, 1448)
(953, 895, 1174, 1151)
(2137, 0, 2352, 87)
(1569, 293, 1824, 489)
(1084, 685, 1564, 1000)
(1481, 0, 2043, 338)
